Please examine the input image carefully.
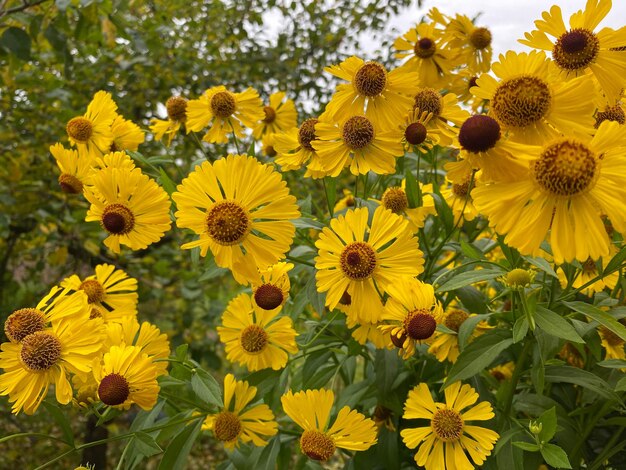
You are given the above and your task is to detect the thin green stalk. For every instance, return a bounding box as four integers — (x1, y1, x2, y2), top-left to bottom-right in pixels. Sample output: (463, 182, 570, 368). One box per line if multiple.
(286, 255, 315, 267)
(298, 310, 339, 349)
(503, 339, 532, 417)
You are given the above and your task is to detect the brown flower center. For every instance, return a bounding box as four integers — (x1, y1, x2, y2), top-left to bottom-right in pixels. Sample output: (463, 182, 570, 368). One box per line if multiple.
(553, 28, 600, 71)
(391, 331, 407, 348)
(206, 200, 250, 246)
(342, 116, 375, 150)
(58, 174, 83, 194)
(444, 310, 469, 332)
(98, 373, 130, 406)
(382, 187, 408, 214)
(470, 27, 492, 49)
(210, 91, 236, 118)
(452, 180, 471, 198)
(458, 115, 501, 153)
(20, 331, 62, 371)
(404, 122, 428, 145)
(492, 75, 551, 128)
(166, 96, 188, 122)
(79, 279, 105, 304)
(532, 140, 596, 196)
(214, 411, 242, 442)
(263, 106, 276, 123)
(582, 257, 597, 274)
(595, 104, 625, 128)
(415, 37, 436, 58)
(601, 326, 623, 347)
(431, 408, 464, 441)
(101, 204, 135, 235)
(5, 308, 46, 343)
(354, 62, 387, 97)
(413, 88, 442, 118)
(89, 305, 105, 320)
(404, 309, 437, 340)
(254, 284, 284, 310)
(340, 242, 377, 280)
(300, 430, 336, 461)
(66, 117, 93, 142)
(240, 324, 269, 354)
(339, 290, 352, 306)
(265, 145, 277, 157)
(298, 118, 318, 152)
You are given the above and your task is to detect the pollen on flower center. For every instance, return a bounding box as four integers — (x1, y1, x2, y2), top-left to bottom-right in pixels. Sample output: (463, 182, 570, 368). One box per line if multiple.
(553, 28, 600, 71)
(5, 308, 46, 343)
(98, 373, 130, 406)
(298, 118, 319, 151)
(413, 89, 442, 119)
(340, 242, 377, 280)
(254, 284, 284, 310)
(300, 430, 336, 461)
(354, 62, 388, 97)
(210, 91, 236, 118)
(20, 331, 62, 371)
(101, 204, 135, 235)
(404, 308, 437, 340)
(214, 411, 242, 442)
(459, 115, 501, 153)
(491, 75, 551, 128)
(342, 116, 375, 150)
(240, 324, 269, 354)
(206, 200, 250, 246)
(595, 105, 625, 128)
(444, 310, 469, 332)
(58, 174, 83, 194)
(431, 408, 464, 441)
(79, 279, 105, 304)
(582, 257, 597, 274)
(382, 187, 408, 214)
(405, 122, 428, 145)
(415, 37, 436, 58)
(470, 27, 492, 49)
(66, 116, 93, 142)
(166, 96, 188, 122)
(263, 106, 276, 123)
(532, 140, 597, 196)
(89, 305, 105, 320)
(452, 180, 471, 197)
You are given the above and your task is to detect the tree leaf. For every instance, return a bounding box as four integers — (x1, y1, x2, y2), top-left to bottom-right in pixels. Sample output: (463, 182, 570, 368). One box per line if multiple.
(534, 306, 584, 343)
(564, 301, 626, 342)
(540, 443, 572, 469)
(0, 27, 31, 60)
(158, 418, 202, 470)
(191, 369, 223, 408)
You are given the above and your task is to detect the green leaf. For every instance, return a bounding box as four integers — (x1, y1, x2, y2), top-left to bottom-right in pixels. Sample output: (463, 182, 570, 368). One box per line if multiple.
(0, 27, 31, 61)
(444, 330, 514, 387)
(42, 402, 74, 445)
(404, 169, 421, 208)
(457, 313, 491, 349)
(564, 301, 626, 342)
(255, 435, 282, 470)
(540, 443, 572, 469)
(597, 359, 626, 369)
(324, 177, 336, 216)
(134, 431, 163, 457)
(538, 407, 557, 442)
(460, 240, 485, 260)
(158, 419, 202, 470)
(534, 306, 584, 343)
(158, 168, 177, 196)
(544, 365, 619, 401)
(512, 441, 540, 452)
(603, 245, 626, 275)
(523, 256, 558, 278)
(306, 273, 325, 315)
(436, 268, 504, 293)
(614, 376, 626, 392)
(191, 369, 223, 407)
(513, 317, 529, 343)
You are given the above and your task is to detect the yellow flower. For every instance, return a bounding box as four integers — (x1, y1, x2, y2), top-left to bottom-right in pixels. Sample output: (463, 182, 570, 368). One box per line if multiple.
(379, 278, 444, 359)
(150, 96, 188, 146)
(261, 132, 278, 158)
(441, 160, 479, 222)
(274, 118, 326, 178)
(472, 121, 626, 264)
(428, 309, 491, 363)
(380, 182, 436, 232)
(313, 114, 404, 177)
(599, 326, 625, 360)
(186, 86, 264, 144)
(281, 388, 377, 461)
(110, 115, 144, 152)
(400, 109, 441, 154)
(315, 206, 424, 323)
(557, 255, 619, 295)
(217, 293, 298, 371)
(84, 165, 172, 254)
(489, 362, 515, 382)
(446, 13, 493, 73)
(203, 373, 277, 449)
(595, 97, 626, 128)
(93, 345, 159, 410)
(401, 382, 499, 469)
(519, 0, 626, 101)
(472, 50, 595, 144)
(0, 295, 104, 415)
(66, 91, 118, 158)
(323, 56, 418, 129)
(412, 88, 468, 146)
(50, 143, 94, 194)
(172, 154, 300, 284)
(252, 91, 297, 138)
(333, 189, 357, 213)
(249, 261, 293, 313)
(94, 151, 136, 170)
(61, 263, 138, 322)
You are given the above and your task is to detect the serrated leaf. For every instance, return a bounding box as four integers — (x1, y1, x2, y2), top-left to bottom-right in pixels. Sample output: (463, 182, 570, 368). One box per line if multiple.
(191, 369, 223, 407)
(513, 441, 540, 452)
(540, 443, 572, 469)
(436, 268, 504, 292)
(534, 306, 584, 343)
(565, 301, 626, 342)
(538, 407, 557, 442)
(158, 419, 202, 470)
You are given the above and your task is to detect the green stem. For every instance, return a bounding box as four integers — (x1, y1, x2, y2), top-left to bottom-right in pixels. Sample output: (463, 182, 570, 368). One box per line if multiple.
(517, 290, 535, 331)
(298, 310, 339, 349)
(503, 339, 532, 417)
(286, 255, 315, 268)
(0, 432, 70, 445)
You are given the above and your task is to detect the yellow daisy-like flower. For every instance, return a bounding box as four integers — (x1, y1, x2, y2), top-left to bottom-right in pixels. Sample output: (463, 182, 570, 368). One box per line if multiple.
(380, 182, 436, 232)
(172, 154, 300, 284)
(315, 206, 424, 324)
(519, 0, 626, 101)
(599, 326, 625, 360)
(472, 50, 595, 144)
(50, 143, 94, 195)
(274, 118, 326, 179)
(110, 115, 144, 152)
(347, 317, 389, 349)
(472, 120, 626, 264)
(203, 373, 277, 449)
(0, 300, 104, 415)
(261, 132, 278, 158)
(186, 85, 264, 144)
(379, 277, 444, 359)
(400, 109, 441, 154)
(249, 261, 293, 313)
(428, 309, 491, 363)
(252, 91, 297, 139)
(395, 22, 459, 88)
(281, 388, 378, 461)
(217, 293, 298, 371)
(333, 189, 357, 213)
(313, 114, 404, 176)
(84, 165, 172, 254)
(489, 362, 515, 382)
(94, 151, 137, 170)
(441, 161, 479, 223)
(323, 56, 418, 129)
(412, 88, 468, 146)
(401, 382, 499, 470)
(66, 91, 118, 158)
(595, 98, 626, 128)
(61, 263, 138, 322)
(446, 14, 493, 73)
(150, 96, 188, 146)
(93, 345, 159, 410)
(557, 255, 619, 296)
